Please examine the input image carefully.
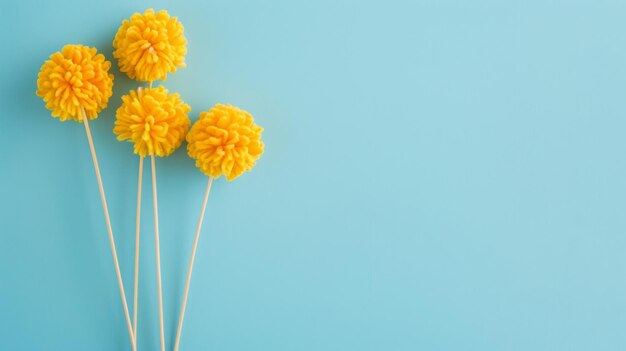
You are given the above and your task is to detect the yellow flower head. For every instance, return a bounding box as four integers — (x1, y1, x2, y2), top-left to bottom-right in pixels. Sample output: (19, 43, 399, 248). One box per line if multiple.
(114, 86, 191, 157)
(113, 9, 187, 82)
(36, 45, 114, 122)
(187, 104, 264, 181)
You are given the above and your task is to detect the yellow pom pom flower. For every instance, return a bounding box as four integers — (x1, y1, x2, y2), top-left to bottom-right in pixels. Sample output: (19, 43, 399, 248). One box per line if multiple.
(114, 86, 191, 157)
(113, 9, 187, 82)
(187, 104, 264, 181)
(36, 45, 114, 122)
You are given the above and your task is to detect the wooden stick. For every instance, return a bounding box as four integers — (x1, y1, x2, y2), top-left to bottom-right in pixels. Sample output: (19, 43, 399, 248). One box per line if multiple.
(132, 156, 144, 345)
(81, 107, 136, 351)
(151, 154, 166, 351)
(174, 177, 214, 351)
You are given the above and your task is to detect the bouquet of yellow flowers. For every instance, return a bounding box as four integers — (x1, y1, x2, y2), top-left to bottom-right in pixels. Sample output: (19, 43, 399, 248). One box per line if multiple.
(36, 9, 265, 351)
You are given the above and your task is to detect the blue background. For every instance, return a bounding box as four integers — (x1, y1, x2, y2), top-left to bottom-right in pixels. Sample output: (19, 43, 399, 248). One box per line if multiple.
(1, 0, 626, 350)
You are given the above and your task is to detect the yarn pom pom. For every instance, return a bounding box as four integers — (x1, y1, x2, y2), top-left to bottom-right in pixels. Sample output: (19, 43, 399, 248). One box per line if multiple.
(36, 45, 114, 122)
(187, 104, 264, 181)
(114, 86, 191, 157)
(113, 9, 187, 82)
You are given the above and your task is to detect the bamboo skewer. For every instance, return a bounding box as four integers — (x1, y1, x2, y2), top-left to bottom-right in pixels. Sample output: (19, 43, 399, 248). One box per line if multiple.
(132, 156, 144, 345)
(132, 86, 147, 346)
(81, 107, 136, 351)
(174, 177, 214, 351)
(151, 154, 166, 351)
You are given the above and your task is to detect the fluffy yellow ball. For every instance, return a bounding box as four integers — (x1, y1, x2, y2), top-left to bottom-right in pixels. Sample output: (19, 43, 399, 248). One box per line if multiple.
(187, 104, 264, 181)
(36, 45, 114, 122)
(114, 86, 191, 157)
(113, 9, 187, 82)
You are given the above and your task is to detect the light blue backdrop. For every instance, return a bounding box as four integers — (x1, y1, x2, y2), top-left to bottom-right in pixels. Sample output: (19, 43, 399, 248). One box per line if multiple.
(2, 0, 626, 350)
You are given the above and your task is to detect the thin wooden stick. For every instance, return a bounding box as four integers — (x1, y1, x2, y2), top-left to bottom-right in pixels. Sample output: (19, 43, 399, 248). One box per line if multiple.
(151, 154, 166, 351)
(81, 107, 136, 351)
(133, 156, 144, 345)
(174, 177, 214, 351)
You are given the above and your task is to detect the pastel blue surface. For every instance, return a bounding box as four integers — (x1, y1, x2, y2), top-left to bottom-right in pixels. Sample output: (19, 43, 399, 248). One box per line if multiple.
(1, 0, 626, 350)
